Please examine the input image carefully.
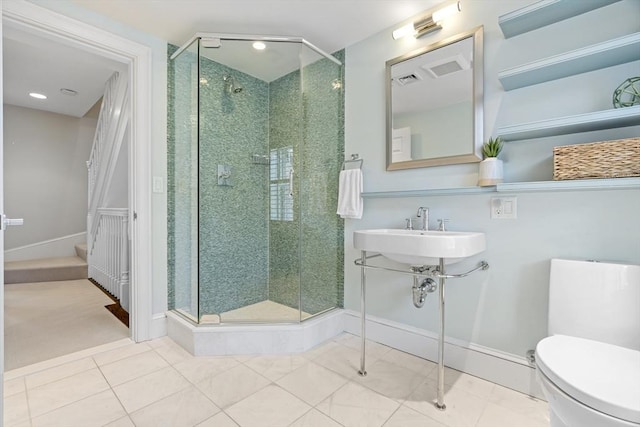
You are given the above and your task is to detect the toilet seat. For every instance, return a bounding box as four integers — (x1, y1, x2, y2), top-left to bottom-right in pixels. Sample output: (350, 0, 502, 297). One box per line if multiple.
(536, 335, 640, 424)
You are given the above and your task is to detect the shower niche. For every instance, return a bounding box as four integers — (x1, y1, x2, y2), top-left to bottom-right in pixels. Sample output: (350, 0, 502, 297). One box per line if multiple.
(168, 34, 345, 335)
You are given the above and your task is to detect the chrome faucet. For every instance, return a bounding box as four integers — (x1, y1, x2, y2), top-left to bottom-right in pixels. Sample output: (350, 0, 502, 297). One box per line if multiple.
(416, 206, 429, 231)
(437, 219, 450, 231)
(405, 218, 414, 230)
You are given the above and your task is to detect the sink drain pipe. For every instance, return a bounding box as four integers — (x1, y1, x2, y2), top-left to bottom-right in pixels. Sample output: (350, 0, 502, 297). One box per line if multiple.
(412, 273, 437, 308)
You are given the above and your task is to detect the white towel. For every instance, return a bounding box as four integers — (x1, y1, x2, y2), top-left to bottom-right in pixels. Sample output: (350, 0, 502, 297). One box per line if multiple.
(337, 169, 363, 219)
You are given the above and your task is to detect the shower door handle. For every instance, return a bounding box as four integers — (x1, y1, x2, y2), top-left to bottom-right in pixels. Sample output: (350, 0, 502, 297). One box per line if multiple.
(288, 169, 294, 197)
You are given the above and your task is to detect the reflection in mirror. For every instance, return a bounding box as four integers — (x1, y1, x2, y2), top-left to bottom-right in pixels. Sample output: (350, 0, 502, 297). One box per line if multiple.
(386, 26, 483, 170)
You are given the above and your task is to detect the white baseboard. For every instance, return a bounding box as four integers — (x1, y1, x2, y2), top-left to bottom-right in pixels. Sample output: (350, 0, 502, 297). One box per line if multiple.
(149, 313, 168, 340)
(343, 310, 544, 399)
(4, 232, 87, 262)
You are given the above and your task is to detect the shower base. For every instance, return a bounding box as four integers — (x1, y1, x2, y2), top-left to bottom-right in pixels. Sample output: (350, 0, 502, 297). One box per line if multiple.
(199, 300, 312, 324)
(167, 308, 344, 356)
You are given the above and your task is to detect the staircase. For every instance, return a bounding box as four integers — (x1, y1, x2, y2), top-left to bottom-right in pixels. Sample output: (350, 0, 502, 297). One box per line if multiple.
(4, 71, 130, 312)
(86, 71, 131, 312)
(4, 244, 88, 284)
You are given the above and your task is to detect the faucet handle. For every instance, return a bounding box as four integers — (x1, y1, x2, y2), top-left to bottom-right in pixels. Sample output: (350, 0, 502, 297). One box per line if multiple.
(405, 218, 414, 230)
(437, 219, 450, 231)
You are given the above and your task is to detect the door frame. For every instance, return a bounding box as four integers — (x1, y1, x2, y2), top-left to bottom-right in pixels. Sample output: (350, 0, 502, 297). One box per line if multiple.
(1, 4, 5, 418)
(2, 1, 154, 343)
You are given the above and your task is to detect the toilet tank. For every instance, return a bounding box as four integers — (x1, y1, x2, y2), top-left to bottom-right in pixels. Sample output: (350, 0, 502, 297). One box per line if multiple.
(548, 259, 640, 351)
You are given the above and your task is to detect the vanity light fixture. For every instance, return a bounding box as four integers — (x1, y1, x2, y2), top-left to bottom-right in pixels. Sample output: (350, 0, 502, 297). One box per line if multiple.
(392, 1, 462, 40)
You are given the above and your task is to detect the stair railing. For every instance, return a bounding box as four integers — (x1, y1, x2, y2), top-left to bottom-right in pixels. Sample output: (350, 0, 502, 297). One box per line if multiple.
(86, 71, 130, 311)
(87, 71, 130, 243)
(88, 208, 130, 311)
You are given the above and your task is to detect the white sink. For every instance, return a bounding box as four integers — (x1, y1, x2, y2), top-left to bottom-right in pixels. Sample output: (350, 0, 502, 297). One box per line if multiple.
(353, 229, 486, 266)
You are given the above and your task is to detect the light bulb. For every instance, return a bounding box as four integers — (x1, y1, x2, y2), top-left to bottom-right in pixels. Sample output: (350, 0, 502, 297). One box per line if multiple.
(433, 1, 461, 23)
(392, 23, 416, 40)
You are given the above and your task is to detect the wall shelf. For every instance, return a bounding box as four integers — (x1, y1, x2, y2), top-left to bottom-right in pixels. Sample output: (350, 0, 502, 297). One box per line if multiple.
(496, 106, 640, 142)
(498, 0, 621, 39)
(496, 177, 640, 193)
(360, 177, 640, 198)
(363, 3, 640, 201)
(498, 33, 640, 90)
(361, 186, 495, 199)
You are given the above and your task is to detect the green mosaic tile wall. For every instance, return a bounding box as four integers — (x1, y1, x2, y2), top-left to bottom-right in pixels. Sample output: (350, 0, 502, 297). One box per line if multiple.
(198, 55, 271, 315)
(168, 42, 344, 319)
(268, 50, 345, 315)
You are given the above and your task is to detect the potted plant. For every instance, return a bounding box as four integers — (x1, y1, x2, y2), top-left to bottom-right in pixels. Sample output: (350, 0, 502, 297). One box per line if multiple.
(478, 137, 504, 186)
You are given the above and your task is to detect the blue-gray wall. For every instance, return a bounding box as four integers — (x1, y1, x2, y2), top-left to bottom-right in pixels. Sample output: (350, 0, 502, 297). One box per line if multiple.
(344, 0, 640, 358)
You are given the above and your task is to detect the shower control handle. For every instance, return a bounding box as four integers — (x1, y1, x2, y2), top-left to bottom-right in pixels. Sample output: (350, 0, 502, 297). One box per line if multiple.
(288, 169, 294, 197)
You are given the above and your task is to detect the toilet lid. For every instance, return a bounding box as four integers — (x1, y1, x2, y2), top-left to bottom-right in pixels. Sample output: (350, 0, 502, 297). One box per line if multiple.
(536, 335, 640, 424)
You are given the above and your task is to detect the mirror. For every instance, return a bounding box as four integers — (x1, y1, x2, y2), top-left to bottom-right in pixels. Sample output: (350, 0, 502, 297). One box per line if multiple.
(386, 26, 483, 170)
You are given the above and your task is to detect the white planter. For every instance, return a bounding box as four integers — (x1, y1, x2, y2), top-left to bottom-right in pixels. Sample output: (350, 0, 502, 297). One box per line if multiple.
(478, 158, 503, 186)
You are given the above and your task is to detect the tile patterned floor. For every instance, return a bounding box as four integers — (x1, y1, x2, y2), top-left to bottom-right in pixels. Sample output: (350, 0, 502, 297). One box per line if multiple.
(4, 333, 549, 427)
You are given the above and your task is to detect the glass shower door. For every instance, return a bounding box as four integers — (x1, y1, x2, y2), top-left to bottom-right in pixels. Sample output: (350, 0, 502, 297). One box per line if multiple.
(169, 39, 200, 322)
(264, 41, 304, 323)
(169, 36, 344, 325)
(299, 48, 345, 318)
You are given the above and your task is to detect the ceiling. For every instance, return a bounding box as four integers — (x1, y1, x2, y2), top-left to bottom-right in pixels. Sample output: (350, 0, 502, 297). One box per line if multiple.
(70, 0, 445, 54)
(3, 0, 445, 117)
(3, 20, 126, 118)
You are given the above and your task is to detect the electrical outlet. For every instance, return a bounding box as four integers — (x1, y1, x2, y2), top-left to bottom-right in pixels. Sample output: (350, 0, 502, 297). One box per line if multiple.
(491, 196, 517, 219)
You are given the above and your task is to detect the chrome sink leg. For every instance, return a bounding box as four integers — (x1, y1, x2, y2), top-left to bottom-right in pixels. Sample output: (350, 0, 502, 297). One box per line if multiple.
(435, 257, 447, 410)
(359, 250, 367, 376)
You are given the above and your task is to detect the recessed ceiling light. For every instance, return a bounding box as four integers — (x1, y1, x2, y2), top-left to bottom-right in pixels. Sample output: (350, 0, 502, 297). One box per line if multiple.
(253, 41, 266, 50)
(60, 88, 78, 96)
(29, 92, 47, 100)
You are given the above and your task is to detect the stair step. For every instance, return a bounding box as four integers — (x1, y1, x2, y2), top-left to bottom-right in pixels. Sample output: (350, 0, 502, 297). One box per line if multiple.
(4, 256, 88, 284)
(75, 243, 88, 261)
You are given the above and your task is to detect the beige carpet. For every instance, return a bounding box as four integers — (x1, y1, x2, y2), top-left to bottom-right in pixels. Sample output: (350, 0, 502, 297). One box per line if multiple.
(4, 256, 88, 284)
(4, 279, 130, 370)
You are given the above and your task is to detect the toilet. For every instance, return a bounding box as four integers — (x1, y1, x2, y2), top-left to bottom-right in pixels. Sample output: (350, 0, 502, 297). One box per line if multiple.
(536, 259, 640, 427)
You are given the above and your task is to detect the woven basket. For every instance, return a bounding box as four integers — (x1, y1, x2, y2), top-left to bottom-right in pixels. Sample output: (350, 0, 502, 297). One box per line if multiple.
(553, 138, 640, 180)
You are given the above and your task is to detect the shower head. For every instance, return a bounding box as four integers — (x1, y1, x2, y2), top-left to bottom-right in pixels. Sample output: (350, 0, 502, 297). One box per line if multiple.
(223, 74, 243, 94)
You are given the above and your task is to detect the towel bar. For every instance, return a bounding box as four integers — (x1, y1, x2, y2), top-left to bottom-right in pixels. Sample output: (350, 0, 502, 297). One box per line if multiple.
(342, 154, 363, 170)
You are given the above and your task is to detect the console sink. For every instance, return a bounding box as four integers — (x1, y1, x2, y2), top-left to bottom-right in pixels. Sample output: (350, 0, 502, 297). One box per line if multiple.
(353, 229, 486, 266)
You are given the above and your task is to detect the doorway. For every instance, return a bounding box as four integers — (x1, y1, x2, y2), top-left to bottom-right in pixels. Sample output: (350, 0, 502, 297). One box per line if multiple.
(1, 0, 155, 375)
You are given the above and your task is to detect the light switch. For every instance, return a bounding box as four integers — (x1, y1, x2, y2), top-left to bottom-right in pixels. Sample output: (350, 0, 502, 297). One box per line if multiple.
(491, 196, 517, 219)
(153, 176, 164, 193)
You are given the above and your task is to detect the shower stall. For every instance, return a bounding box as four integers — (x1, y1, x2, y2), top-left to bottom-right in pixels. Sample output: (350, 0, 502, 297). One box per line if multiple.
(168, 34, 345, 329)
